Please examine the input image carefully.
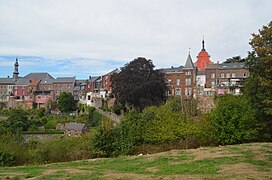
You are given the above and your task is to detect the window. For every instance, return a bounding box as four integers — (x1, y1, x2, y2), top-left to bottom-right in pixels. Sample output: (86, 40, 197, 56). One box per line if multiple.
(211, 73, 215, 78)
(185, 71, 191, 75)
(211, 81, 215, 88)
(168, 79, 172, 85)
(232, 73, 236, 78)
(176, 88, 181, 96)
(226, 73, 230, 78)
(185, 88, 192, 96)
(176, 78, 180, 86)
(221, 73, 225, 78)
(186, 78, 191, 86)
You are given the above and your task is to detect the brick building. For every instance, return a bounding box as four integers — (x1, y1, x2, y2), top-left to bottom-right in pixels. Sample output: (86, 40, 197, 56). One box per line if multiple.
(161, 54, 196, 97)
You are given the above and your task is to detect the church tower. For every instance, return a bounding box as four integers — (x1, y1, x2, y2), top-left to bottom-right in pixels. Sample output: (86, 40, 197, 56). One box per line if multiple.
(13, 58, 19, 80)
(195, 39, 212, 71)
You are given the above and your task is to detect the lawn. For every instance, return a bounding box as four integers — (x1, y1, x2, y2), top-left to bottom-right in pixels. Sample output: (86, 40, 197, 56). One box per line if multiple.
(0, 142, 271, 179)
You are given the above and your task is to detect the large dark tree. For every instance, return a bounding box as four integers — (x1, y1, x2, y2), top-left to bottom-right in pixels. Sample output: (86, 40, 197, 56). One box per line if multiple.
(244, 21, 272, 140)
(57, 92, 77, 113)
(111, 57, 166, 111)
(224, 56, 245, 63)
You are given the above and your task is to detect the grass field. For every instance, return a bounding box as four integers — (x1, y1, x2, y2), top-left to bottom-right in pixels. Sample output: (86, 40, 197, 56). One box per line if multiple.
(0, 142, 271, 179)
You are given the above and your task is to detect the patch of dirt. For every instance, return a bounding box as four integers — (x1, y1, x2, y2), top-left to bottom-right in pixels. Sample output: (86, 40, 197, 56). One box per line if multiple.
(103, 172, 158, 180)
(188, 147, 243, 161)
(145, 167, 159, 173)
(220, 163, 258, 174)
(27, 168, 93, 180)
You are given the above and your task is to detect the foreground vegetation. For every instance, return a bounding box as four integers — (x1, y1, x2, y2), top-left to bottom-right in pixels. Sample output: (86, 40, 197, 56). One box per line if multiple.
(0, 142, 271, 179)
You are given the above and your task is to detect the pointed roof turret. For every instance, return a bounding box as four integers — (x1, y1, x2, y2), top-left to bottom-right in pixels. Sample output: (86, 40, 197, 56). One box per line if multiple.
(13, 58, 19, 80)
(202, 38, 206, 51)
(184, 53, 194, 69)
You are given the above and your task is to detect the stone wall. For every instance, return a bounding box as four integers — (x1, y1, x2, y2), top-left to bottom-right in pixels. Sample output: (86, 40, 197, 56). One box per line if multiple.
(196, 95, 215, 114)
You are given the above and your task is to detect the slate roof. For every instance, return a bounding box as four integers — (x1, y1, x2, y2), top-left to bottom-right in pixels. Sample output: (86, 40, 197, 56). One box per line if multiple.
(160, 66, 184, 73)
(65, 122, 86, 131)
(89, 76, 101, 83)
(23, 72, 54, 80)
(54, 77, 75, 83)
(40, 78, 54, 85)
(0, 78, 15, 84)
(184, 54, 194, 69)
(15, 78, 31, 85)
(218, 63, 245, 69)
(103, 69, 120, 76)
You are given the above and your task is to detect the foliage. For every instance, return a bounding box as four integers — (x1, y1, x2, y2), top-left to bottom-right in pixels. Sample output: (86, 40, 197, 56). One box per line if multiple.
(44, 121, 57, 130)
(112, 110, 144, 155)
(0, 102, 6, 110)
(92, 117, 116, 157)
(111, 57, 167, 111)
(112, 103, 123, 115)
(0, 151, 15, 166)
(5, 109, 30, 134)
(89, 110, 103, 127)
(92, 97, 211, 157)
(57, 92, 77, 112)
(224, 55, 245, 63)
(142, 98, 200, 144)
(244, 21, 272, 140)
(207, 95, 258, 145)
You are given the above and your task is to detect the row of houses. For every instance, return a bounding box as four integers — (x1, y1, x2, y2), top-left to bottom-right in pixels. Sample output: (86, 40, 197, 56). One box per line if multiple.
(0, 40, 249, 109)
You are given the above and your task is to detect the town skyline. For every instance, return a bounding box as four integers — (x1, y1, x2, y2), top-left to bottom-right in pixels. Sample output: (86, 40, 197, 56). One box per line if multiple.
(0, 0, 271, 79)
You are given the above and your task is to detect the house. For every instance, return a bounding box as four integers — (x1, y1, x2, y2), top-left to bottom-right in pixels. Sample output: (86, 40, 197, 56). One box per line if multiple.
(101, 69, 120, 94)
(161, 54, 196, 97)
(53, 77, 75, 100)
(64, 122, 88, 136)
(205, 62, 249, 95)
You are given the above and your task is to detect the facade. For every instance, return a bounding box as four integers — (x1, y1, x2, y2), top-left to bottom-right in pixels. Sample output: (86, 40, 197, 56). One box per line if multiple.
(101, 69, 120, 94)
(206, 62, 249, 95)
(53, 77, 75, 100)
(161, 54, 196, 97)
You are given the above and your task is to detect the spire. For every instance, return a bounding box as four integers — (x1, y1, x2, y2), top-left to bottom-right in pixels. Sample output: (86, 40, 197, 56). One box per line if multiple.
(202, 37, 206, 51)
(13, 58, 19, 80)
(184, 53, 194, 69)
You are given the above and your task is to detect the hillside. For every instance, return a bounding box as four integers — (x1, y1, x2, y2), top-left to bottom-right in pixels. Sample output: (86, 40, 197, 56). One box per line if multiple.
(1, 142, 271, 179)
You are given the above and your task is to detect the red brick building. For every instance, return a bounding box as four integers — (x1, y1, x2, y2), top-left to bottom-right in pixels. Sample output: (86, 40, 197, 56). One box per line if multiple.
(161, 54, 196, 97)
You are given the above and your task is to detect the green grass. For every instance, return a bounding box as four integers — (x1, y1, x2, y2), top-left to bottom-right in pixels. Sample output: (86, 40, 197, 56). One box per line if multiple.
(0, 142, 271, 179)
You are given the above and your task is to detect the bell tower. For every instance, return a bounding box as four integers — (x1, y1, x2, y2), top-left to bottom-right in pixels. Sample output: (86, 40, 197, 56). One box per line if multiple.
(13, 58, 19, 80)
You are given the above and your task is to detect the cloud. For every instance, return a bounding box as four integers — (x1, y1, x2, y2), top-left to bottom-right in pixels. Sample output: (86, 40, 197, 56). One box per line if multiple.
(0, 0, 271, 77)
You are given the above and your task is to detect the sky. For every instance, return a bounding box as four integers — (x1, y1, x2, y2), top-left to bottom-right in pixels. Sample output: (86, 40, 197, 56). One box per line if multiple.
(0, 0, 271, 79)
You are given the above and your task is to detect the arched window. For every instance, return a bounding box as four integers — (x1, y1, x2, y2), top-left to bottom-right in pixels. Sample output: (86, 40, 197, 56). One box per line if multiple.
(201, 60, 206, 70)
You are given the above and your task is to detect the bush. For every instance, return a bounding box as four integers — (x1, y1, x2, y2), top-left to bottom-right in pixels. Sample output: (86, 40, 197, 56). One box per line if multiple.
(112, 103, 123, 115)
(0, 151, 15, 166)
(207, 95, 258, 145)
(44, 121, 57, 130)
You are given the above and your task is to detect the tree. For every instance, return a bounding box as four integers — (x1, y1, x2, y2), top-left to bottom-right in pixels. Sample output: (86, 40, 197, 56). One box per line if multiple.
(111, 57, 166, 111)
(224, 56, 245, 63)
(5, 109, 30, 134)
(57, 92, 77, 113)
(207, 95, 258, 145)
(244, 21, 272, 140)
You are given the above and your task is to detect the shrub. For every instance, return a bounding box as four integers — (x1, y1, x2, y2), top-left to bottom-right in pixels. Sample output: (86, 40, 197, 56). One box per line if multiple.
(0, 151, 15, 166)
(207, 95, 258, 145)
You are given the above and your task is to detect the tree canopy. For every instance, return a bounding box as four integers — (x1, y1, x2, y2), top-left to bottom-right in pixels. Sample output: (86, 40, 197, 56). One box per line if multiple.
(244, 21, 272, 140)
(57, 92, 77, 112)
(111, 57, 166, 111)
(224, 56, 245, 63)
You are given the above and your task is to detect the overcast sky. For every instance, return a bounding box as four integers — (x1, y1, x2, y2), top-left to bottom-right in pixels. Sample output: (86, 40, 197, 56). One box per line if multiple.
(0, 0, 271, 79)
